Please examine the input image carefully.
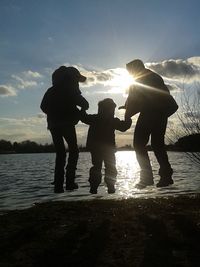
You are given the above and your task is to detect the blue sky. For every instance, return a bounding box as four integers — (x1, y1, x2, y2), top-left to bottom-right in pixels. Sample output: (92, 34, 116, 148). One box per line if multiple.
(0, 0, 200, 145)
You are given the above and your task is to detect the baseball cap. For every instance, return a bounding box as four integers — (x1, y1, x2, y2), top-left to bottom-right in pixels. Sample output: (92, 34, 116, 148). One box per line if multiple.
(65, 67, 87, 82)
(52, 66, 86, 85)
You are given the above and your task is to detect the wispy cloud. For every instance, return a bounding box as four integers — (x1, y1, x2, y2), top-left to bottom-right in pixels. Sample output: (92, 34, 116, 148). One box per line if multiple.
(146, 57, 200, 83)
(0, 115, 45, 127)
(0, 115, 49, 143)
(165, 83, 182, 92)
(0, 85, 16, 97)
(11, 70, 43, 90)
(67, 65, 134, 97)
(2, 57, 200, 98)
(12, 75, 38, 89)
(0, 70, 43, 97)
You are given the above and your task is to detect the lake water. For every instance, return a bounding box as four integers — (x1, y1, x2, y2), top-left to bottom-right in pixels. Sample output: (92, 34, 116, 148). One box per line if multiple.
(0, 151, 199, 210)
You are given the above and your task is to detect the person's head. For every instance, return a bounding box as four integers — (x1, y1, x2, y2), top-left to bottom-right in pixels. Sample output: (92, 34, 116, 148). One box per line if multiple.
(98, 98, 116, 118)
(126, 59, 145, 77)
(52, 66, 86, 86)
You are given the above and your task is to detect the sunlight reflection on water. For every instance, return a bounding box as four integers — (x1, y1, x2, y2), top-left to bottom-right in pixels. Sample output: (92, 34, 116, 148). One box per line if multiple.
(0, 151, 199, 210)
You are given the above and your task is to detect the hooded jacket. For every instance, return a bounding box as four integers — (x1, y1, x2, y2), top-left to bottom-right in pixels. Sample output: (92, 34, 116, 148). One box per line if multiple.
(40, 82, 88, 129)
(125, 69, 178, 118)
(81, 112, 132, 150)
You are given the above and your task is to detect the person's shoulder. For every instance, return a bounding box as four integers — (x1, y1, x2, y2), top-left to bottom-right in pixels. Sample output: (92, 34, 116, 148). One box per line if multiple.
(46, 86, 54, 92)
(43, 86, 54, 96)
(146, 69, 164, 84)
(148, 69, 162, 79)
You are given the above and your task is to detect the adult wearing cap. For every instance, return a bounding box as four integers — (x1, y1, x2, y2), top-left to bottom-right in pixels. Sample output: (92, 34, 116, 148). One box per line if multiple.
(123, 59, 178, 189)
(41, 66, 89, 193)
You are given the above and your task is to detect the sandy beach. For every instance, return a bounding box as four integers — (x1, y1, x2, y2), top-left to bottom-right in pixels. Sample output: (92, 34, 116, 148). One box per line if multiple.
(0, 194, 200, 267)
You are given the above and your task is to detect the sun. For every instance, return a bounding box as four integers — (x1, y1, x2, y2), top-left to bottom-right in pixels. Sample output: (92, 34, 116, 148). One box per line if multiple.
(106, 68, 135, 94)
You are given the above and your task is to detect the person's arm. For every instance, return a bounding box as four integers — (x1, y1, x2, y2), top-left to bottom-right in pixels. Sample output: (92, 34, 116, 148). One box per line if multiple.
(124, 86, 141, 119)
(114, 118, 132, 132)
(40, 91, 49, 114)
(118, 99, 127, 110)
(80, 110, 96, 125)
(76, 94, 89, 110)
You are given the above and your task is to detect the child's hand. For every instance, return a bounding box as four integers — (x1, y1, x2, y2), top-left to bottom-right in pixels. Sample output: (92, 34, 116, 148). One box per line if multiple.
(125, 113, 131, 121)
(125, 117, 132, 123)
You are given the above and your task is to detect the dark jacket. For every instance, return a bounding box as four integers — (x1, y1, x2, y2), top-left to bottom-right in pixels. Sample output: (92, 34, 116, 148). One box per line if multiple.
(81, 113, 132, 150)
(40, 84, 89, 129)
(125, 69, 178, 118)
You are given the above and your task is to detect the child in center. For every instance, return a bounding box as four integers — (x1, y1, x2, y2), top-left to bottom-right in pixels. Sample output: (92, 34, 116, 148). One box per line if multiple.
(81, 98, 132, 194)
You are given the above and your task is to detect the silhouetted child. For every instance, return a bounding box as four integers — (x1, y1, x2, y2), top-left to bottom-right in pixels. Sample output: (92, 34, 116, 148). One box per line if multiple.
(40, 66, 89, 193)
(81, 98, 132, 194)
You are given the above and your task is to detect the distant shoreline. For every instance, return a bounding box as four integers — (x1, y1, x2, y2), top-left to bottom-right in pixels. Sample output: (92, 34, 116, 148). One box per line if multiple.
(1, 145, 200, 155)
(0, 150, 199, 155)
(1, 133, 200, 154)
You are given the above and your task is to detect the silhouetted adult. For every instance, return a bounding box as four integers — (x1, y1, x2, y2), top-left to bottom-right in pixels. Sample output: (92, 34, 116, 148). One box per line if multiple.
(40, 66, 89, 193)
(123, 59, 178, 189)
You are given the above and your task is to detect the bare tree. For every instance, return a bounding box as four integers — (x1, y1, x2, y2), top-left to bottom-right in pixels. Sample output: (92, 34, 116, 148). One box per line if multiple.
(169, 82, 200, 165)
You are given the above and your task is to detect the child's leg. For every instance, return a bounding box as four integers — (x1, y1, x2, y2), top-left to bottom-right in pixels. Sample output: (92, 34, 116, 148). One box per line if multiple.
(89, 150, 103, 193)
(104, 149, 117, 193)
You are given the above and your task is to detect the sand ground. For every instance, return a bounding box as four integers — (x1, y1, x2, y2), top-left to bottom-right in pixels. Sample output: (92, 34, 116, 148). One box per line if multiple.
(0, 195, 200, 267)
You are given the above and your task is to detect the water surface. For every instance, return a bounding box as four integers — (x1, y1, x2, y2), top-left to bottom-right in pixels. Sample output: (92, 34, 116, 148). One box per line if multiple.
(0, 151, 199, 210)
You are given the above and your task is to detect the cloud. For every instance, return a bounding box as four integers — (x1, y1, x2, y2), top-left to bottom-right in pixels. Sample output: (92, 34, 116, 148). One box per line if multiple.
(0, 85, 16, 97)
(80, 68, 114, 87)
(187, 57, 200, 66)
(3, 57, 200, 100)
(12, 75, 38, 89)
(37, 113, 46, 119)
(23, 70, 43, 78)
(0, 115, 46, 127)
(183, 111, 200, 119)
(0, 69, 44, 97)
(165, 83, 182, 92)
(146, 57, 200, 83)
(70, 66, 134, 97)
(71, 58, 200, 91)
(11, 70, 42, 90)
(0, 115, 50, 143)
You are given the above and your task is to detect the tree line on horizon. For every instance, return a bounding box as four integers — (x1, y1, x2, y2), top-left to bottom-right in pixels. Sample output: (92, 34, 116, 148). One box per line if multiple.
(0, 133, 200, 154)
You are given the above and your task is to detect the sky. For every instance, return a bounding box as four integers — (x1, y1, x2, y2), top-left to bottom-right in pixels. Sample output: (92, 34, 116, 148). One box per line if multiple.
(0, 0, 200, 146)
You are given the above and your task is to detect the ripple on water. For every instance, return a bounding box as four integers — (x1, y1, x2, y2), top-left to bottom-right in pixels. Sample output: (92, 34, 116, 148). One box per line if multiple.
(0, 151, 199, 210)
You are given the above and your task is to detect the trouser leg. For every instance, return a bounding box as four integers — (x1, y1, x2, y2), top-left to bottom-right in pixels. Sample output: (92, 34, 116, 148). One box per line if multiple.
(104, 149, 117, 187)
(134, 114, 154, 184)
(63, 126, 79, 184)
(151, 117, 173, 185)
(89, 151, 103, 191)
(50, 129, 66, 191)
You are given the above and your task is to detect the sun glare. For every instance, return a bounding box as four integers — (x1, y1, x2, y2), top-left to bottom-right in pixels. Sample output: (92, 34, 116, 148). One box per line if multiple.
(116, 151, 140, 195)
(106, 68, 135, 94)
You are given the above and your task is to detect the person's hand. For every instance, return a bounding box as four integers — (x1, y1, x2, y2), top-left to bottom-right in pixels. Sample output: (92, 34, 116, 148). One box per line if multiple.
(85, 103, 89, 110)
(118, 105, 126, 110)
(125, 117, 132, 123)
(82, 101, 89, 110)
(125, 113, 131, 121)
(80, 107, 86, 113)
